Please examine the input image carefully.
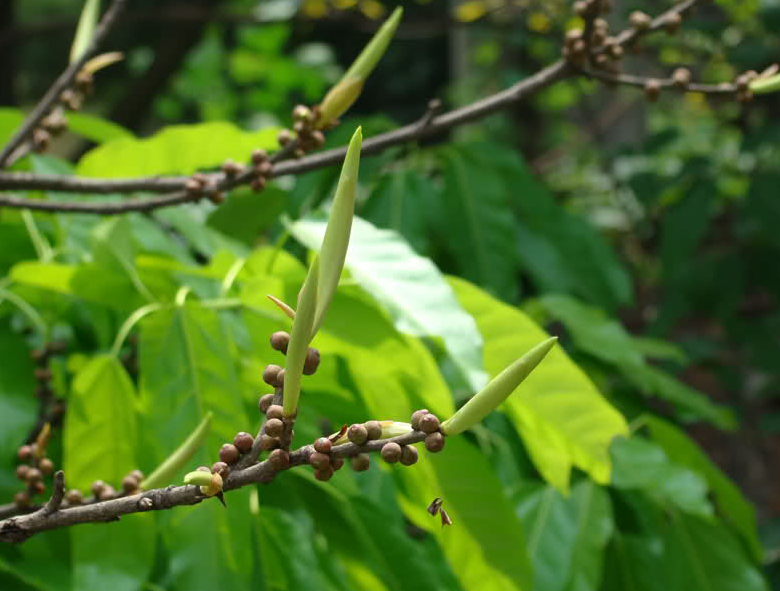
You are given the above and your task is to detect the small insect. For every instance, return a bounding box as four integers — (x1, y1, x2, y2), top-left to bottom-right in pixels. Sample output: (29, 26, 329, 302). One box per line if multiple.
(427, 497, 453, 527)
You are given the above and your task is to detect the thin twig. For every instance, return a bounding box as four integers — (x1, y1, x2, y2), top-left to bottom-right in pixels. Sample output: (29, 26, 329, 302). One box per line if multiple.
(41, 471, 65, 516)
(0, 430, 426, 543)
(0, 0, 128, 167)
(581, 68, 735, 94)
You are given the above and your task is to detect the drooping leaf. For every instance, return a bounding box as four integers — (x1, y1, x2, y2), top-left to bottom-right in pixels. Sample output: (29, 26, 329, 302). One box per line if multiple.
(289, 213, 487, 392)
(450, 276, 628, 492)
(609, 436, 713, 517)
(77, 122, 279, 177)
(138, 303, 254, 591)
(437, 145, 519, 301)
(643, 414, 762, 560)
(63, 354, 155, 591)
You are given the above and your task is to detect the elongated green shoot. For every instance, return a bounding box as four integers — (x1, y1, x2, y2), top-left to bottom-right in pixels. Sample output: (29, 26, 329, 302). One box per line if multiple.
(140, 412, 212, 490)
(282, 256, 320, 417)
(70, 0, 101, 63)
(440, 337, 557, 436)
(317, 7, 402, 126)
(750, 73, 780, 94)
(311, 126, 362, 337)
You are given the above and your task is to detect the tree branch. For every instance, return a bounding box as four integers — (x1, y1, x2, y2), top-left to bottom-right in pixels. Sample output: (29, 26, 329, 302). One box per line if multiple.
(0, 430, 426, 543)
(0, 0, 128, 167)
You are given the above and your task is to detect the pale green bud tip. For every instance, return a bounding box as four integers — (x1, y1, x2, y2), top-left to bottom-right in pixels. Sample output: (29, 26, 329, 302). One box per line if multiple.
(184, 471, 213, 487)
(750, 73, 780, 95)
(311, 126, 362, 338)
(440, 337, 558, 436)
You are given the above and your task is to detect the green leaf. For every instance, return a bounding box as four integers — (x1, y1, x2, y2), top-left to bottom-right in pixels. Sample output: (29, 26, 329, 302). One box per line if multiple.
(0, 530, 72, 591)
(77, 122, 279, 177)
(643, 414, 762, 560)
(66, 112, 133, 143)
(437, 145, 519, 300)
(565, 481, 614, 591)
(289, 213, 487, 392)
(610, 436, 713, 517)
(536, 294, 735, 430)
(139, 303, 254, 590)
(63, 354, 155, 591)
(450, 276, 628, 492)
(206, 186, 287, 245)
(70, 0, 100, 62)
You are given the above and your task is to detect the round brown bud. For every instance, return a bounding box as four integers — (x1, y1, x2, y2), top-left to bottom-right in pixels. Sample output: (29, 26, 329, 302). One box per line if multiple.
(260, 434, 277, 451)
(250, 176, 267, 192)
(665, 12, 682, 34)
(251, 148, 268, 164)
(65, 489, 82, 505)
(219, 443, 240, 465)
(278, 129, 293, 146)
(424, 432, 445, 453)
(302, 348, 320, 375)
(347, 424, 368, 445)
(32, 480, 46, 495)
(268, 448, 289, 470)
(122, 475, 139, 493)
(314, 466, 334, 481)
(17, 445, 32, 461)
(314, 437, 332, 454)
(593, 18, 608, 31)
(33, 367, 52, 382)
(211, 461, 230, 479)
(565, 29, 583, 46)
(351, 454, 370, 472)
(571, 39, 586, 56)
(270, 331, 290, 353)
(233, 432, 254, 453)
(293, 148, 306, 159)
(26, 468, 42, 483)
(629, 11, 651, 30)
(591, 29, 606, 46)
(258, 393, 275, 414)
(39, 458, 54, 475)
(275, 369, 286, 387)
(293, 120, 307, 135)
(644, 79, 661, 101)
(262, 364, 282, 387)
(381, 442, 402, 463)
(310, 452, 331, 471)
(98, 485, 116, 501)
(265, 418, 283, 438)
(672, 68, 691, 89)
(411, 409, 429, 431)
(609, 44, 623, 59)
(363, 420, 383, 441)
(420, 414, 440, 434)
(221, 159, 243, 176)
(331, 456, 345, 471)
(258, 160, 273, 176)
(32, 129, 50, 152)
(266, 404, 283, 420)
(91, 480, 107, 497)
(400, 445, 419, 466)
(16, 465, 30, 480)
(14, 491, 31, 508)
(129, 469, 144, 482)
(311, 130, 326, 148)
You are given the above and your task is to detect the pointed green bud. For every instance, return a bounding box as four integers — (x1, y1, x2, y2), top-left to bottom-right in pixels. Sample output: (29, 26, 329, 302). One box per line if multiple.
(440, 337, 557, 436)
(317, 7, 402, 126)
(141, 412, 212, 490)
(282, 255, 320, 417)
(750, 72, 780, 94)
(70, 0, 101, 63)
(311, 127, 362, 337)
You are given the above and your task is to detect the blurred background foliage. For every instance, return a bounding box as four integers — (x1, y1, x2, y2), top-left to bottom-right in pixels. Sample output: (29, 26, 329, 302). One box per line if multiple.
(1, 0, 780, 589)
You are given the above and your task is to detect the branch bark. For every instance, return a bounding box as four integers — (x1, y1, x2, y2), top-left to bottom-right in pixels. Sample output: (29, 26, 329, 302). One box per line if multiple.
(0, 430, 426, 543)
(0, 0, 128, 167)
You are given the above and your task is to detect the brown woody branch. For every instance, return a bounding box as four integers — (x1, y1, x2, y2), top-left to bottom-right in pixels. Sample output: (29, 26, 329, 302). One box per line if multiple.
(0, 0, 128, 167)
(581, 68, 736, 94)
(0, 430, 426, 543)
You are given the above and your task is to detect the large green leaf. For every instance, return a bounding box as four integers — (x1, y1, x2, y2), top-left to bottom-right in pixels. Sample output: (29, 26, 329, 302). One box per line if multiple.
(609, 436, 713, 517)
(643, 414, 762, 560)
(139, 303, 254, 591)
(536, 294, 735, 430)
(564, 481, 613, 591)
(289, 213, 487, 392)
(64, 354, 155, 591)
(77, 122, 279, 177)
(437, 146, 518, 300)
(449, 276, 628, 492)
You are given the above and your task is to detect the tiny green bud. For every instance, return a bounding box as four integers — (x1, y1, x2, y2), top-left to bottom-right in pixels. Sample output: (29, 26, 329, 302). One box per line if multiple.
(750, 72, 780, 94)
(439, 338, 557, 436)
(184, 470, 213, 487)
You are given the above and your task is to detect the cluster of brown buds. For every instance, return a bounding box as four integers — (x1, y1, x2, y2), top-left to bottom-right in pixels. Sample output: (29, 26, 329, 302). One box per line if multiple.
(82, 468, 145, 504)
(277, 105, 327, 159)
(14, 424, 54, 509)
(184, 172, 224, 205)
